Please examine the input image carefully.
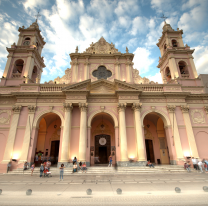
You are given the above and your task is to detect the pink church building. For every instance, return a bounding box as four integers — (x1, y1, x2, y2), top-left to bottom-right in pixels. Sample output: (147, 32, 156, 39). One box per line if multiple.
(0, 20, 208, 173)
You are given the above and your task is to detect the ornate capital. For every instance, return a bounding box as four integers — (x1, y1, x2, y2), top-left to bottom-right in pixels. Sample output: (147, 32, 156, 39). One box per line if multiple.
(79, 103, 88, 112)
(167, 105, 176, 113)
(117, 103, 126, 112)
(204, 106, 208, 114)
(28, 105, 36, 113)
(63, 103, 73, 112)
(180, 105, 189, 113)
(12, 105, 22, 114)
(132, 103, 142, 112)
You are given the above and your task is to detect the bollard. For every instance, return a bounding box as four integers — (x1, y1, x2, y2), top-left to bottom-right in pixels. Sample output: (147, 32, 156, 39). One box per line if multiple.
(26, 189, 32, 196)
(175, 187, 181, 193)
(116, 188, 122, 195)
(203, 186, 208, 192)
(86, 189, 92, 195)
(0, 189, 2, 195)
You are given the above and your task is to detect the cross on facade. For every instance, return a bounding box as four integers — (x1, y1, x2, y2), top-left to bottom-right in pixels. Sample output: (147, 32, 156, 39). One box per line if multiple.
(160, 13, 167, 23)
(35, 10, 41, 22)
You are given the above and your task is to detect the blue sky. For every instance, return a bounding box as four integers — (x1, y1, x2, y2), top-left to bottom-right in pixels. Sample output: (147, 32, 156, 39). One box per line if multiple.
(0, 0, 208, 83)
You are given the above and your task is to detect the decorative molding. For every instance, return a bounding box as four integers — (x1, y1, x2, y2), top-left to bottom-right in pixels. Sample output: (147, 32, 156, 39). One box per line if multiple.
(63, 103, 73, 112)
(141, 99, 166, 103)
(119, 96, 138, 100)
(66, 96, 86, 100)
(190, 109, 205, 124)
(12, 105, 22, 114)
(100, 106, 105, 112)
(37, 99, 65, 103)
(17, 99, 36, 103)
(0, 110, 11, 124)
(28, 105, 36, 113)
(180, 105, 189, 113)
(88, 99, 117, 103)
(167, 105, 176, 113)
(0, 100, 15, 105)
(117, 103, 126, 112)
(167, 99, 185, 102)
(79, 103, 88, 112)
(21, 87, 37, 90)
(132, 103, 142, 112)
(204, 106, 208, 114)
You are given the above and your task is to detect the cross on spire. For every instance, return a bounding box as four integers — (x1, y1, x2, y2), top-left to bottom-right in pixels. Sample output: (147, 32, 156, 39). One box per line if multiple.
(35, 9, 41, 22)
(160, 13, 167, 23)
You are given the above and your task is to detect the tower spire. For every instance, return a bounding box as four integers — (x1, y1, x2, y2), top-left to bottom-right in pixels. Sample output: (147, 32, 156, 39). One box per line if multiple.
(35, 9, 41, 22)
(160, 13, 167, 24)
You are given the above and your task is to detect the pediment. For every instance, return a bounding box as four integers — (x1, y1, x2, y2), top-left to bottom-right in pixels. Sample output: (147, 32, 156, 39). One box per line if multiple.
(90, 79, 115, 94)
(61, 79, 91, 91)
(114, 79, 141, 91)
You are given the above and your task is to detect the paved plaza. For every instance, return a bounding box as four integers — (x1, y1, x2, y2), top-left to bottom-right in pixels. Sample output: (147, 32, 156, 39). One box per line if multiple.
(0, 172, 208, 205)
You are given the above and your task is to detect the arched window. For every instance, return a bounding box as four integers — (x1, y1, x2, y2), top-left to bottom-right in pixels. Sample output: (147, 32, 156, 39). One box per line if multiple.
(165, 67, 171, 82)
(23, 37, 30, 46)
(178, 61, 189, 78)
(163, 44, 167, 53)
(12, 59, 24, 78)
(32, 66, 38, 82)
(172, 40, 177, 47)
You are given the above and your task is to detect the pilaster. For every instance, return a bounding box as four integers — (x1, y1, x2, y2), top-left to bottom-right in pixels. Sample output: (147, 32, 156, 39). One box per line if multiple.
(19, 105, 36, 162)
(189, 57, 198, 78)
(2, 105, 22, 163)
(167, 105, 184, 160)
(84, 60, 90, 80)
(117, 103, 128, 161)
(78, 103, 88, 162)
(60, 103, 73, 162)
(3, 54, 13, 78)
(114, 61, 121, 80)
(181, 105, 199, 158)
(132, 103, 146, 161)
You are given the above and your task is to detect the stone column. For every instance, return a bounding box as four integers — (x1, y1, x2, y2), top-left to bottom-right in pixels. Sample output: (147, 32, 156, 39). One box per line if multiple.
(60, 103, 73, 163)
(3, 54, 13, 78)
(167, 105, 184, 160)
(24, 54, 33, 77)
(189, 57, 198, 78)
(125, 62, 133, 83)
(79, 103, 88, 162)
(117, 103, 128, 161)
(132, 103, 146, 161)
(181, 105, 199, 158)
(114, 62, 120, 80)
(19, 105, 36, 163)
(2, 105, 22, 164)
(71, 61, 79, 83)
(84, 59, 90, 80)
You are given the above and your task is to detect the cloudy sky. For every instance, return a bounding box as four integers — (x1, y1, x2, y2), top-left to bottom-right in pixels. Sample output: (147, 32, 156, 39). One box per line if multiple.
(0, 0, 208, 83)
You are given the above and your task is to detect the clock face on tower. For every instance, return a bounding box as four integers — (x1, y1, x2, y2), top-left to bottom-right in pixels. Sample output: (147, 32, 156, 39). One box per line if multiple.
(23, 41, 30, 46)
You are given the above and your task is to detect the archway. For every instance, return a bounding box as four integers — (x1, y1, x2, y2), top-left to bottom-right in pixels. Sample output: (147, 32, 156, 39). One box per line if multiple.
(143, 112, 170, 164)
(33, 113, 62, 166)
(90, 112, 115, 166)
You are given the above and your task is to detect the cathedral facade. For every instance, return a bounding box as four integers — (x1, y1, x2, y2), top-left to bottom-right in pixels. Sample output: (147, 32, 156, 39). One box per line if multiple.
(0, 20, 208, 172)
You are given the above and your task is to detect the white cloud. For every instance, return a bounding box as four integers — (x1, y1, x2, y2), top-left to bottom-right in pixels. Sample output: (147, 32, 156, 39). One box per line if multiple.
(146, 72, 163, 84)
(181, 0, 200, 10)
(193, 46, 208, 74)
(130, 16, 148, 35)
(23, 0, 48, 10)
(151, 0, 174, 14)
(114, 0, 140, 16)
(133, 47, 155, 74)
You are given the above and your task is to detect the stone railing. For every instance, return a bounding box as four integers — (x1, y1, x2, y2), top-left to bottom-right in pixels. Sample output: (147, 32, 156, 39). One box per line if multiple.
(40, 85, 65, 92)
(140, 85, 164, 92)
(12, 73, 21, 78)
(181, 74, 189, 78)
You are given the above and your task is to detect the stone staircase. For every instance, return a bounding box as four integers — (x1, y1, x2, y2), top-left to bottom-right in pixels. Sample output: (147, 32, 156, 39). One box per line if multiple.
(5, 165, 187, 175)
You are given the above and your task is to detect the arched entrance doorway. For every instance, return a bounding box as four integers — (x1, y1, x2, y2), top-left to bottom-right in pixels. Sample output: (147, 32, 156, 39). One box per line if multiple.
(33, 113, 61, 166)
(90, 112, 115, 166)
(143, 113, 170, 164)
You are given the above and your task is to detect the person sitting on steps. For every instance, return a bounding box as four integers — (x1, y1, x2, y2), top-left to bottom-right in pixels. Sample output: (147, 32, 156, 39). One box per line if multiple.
(147, 160, 154, 168)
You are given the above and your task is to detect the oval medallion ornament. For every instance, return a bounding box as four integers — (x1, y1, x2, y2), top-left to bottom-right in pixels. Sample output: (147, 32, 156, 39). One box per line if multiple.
(99, 137, 107, 145)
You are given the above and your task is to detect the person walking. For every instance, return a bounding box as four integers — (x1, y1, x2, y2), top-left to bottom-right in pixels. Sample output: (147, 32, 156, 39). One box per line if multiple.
(31, 163, 35, 176)
(198, 160, 204, 173)
(59, 163, 65, 181)
(192, 157, 198, 170)
(79, 161, 82, 172)
(46, 160, 51, 172)
(204, 159, 208, 172)
(108, 155, 113, 167)
(7, 161, 11, 173)
(40, 163, 44, 177)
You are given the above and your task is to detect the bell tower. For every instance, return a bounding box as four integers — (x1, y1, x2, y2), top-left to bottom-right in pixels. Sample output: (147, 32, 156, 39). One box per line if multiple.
(157, 22, 199, 85)
(0, 20, 46, 86)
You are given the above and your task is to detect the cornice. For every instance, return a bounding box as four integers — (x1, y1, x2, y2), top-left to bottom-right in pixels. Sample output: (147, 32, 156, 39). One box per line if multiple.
(164, 92, 190, 97)
(157, 49, 194, 68)
(11, 92, 40, 97)
(157, 29, 183, 46)
(62, 79, 91, 91)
